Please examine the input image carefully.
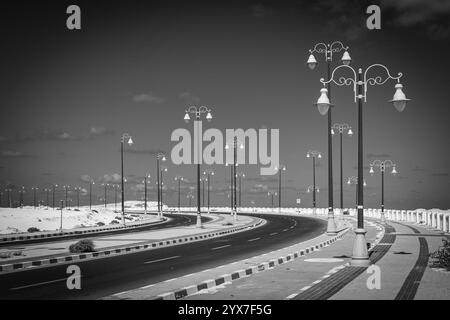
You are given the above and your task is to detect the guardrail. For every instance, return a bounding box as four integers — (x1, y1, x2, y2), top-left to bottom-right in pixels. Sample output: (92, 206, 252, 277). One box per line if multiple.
(167, 206, 450, 233)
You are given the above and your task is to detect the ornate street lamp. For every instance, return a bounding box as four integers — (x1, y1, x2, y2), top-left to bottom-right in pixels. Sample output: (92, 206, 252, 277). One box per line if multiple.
(267, 191, 277, 212)
(225, 137, 244, 219)
(31, 187, 39, 208)
(331, 123, 353, 211)
(143, 174, 150, 214)
(120, 133, 133, 225)
(155, 152, 166, 216)
(185, 105, 213, 228)
(347, 176, 367, 206)
(160, 166, 168, 216)
(369, 160, 397, 224)
(307, 41, 350, 235)
(317, 62, 409, 266)
(237, 172, 245, 209)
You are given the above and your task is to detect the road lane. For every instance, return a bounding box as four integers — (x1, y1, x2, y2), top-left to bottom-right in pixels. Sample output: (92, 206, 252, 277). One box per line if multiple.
(0, 214, 326, 300)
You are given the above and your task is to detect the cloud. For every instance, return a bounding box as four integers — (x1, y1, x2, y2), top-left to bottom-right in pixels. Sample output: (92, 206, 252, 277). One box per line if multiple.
(80, 174, 94, 183)
(382, 0, 450, 39)
(89, 126, 115, 137)
(1, 150, 36, 158)
(179, 92, 201, 104)
(133, 92, 165, 104)
(97, 173, 122, 184)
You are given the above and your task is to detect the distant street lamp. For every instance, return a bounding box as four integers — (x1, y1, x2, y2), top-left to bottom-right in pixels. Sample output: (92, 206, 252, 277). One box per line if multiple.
(225, 163, 233, 215)
(275, 165, 286, 212)
(307, 185, 320, 213)
(52, 184, 58, 209)
(156, 152, 166, 216)
(268, 191, 277, 212)
(332, 124, 353, 211)
(74, 187, 80, 208)
(143, 174, 150, 214)
(63, 185, 70, 209)
(101, 184, 109, 208)
(307, 41, 350, 235)
(226, 137, 244, 219)
(175, 176, 184, 213)
(347, 176, 367, 206)
(307, 150, 321, 212)
(19, 186, 25, 208)
(5, 189, 12, 208)
(185, 105, 213, 228)
(88, 180, 95, 210)
(31, 187, 39, 208)
(114, 184, 119, 211)
(203, 170, 214, 213)
(60, 200, 64, 232)
(160, 167, 168, 216)
(317, 62, 409, 266)
(187, 193, 194, 208)
(237, 172, 245, 208)
(44, 188, 50, 209)
(201, 176, 207, 209)
(369, 160, 397, 224)
(120, 133, 133, 225)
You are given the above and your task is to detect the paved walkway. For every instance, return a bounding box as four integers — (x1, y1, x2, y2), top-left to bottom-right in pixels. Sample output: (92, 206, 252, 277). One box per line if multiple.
(181, 218, 449, 300)
(0, 213, 252, 264)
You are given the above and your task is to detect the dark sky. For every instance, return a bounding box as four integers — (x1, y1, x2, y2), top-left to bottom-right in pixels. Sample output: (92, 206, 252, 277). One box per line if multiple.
(0, 0, 449, 209)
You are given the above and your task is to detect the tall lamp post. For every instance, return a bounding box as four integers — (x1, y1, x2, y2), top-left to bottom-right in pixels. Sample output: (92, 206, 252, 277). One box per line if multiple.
(203, 170, 214, 213)
(184, 106, 213, 228)
(307, 41, 351, 235)
(63, 185, 70, 209)
(175, 176, 184, 213)
(316, 63, 410, 266)
(369, 160, 397, 224)
(120, 133, 133, 225)
(156, 153, 166, 217)
(307, 150, 321, 214)
(331, 124, 353, 212)
(347, 176, 366, 206)
(275, 165, 286, 213)
(101, 184, 109, 208)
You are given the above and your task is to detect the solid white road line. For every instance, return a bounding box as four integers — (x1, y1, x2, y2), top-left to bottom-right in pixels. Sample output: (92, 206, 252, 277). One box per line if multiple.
(143, 255, 180, 264)
(211, 245, 231, 250)
(10, 277, 73, 290)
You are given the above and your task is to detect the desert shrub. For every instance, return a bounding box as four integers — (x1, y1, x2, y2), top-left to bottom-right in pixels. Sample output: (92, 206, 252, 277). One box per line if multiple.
(27, 227, 40, 233)
(96, 222, 105, 226)
(69, 239, 95, 253)
(0, 252, 11, 259)
(110, 220, 120, 224)
(12, 251, 23, 256)
(223, 222, 233, 226)
(429, 239, 450, 271)
(92, 210, 98, 213)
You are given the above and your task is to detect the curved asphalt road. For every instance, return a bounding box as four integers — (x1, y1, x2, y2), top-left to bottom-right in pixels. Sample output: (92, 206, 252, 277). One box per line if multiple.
(0, 213, 210, 247)
(0, 214, 326, 300)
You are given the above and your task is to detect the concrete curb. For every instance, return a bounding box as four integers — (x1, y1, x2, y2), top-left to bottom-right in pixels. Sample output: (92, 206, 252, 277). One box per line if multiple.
(0, 217, 265, 274)
(0, 216, 170, 245)
(151, 226, 351, 300)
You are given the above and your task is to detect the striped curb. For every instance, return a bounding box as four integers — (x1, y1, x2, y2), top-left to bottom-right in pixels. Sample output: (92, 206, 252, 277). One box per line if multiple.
(150, 226, 351, 300)
(0, 217, 265, 274)
(0, 216, 170, 244)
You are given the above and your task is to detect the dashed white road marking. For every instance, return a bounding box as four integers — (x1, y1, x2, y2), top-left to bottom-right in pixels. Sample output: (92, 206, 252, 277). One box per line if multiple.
(144, 255, 180, 264)
(270, 232, 278, 236)
(248, 238, 260, 242)
(10, 278, 69, 290)
(211, 245, 231, 250)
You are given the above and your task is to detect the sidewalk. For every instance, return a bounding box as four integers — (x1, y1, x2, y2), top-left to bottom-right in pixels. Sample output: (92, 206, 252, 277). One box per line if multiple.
(179, 218, 449, 300)
(0, 213, 261, 272)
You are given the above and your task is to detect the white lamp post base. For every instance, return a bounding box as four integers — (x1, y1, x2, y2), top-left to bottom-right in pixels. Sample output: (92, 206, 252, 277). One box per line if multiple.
(326, 213, 337, 235)
(380, 212, 386, 224)
(196, 215, 202, 228)
(351, 228, 370, 267)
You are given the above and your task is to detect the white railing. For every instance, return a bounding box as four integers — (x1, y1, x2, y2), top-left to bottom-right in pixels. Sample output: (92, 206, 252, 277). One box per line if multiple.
(165, 206, 450, 234)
